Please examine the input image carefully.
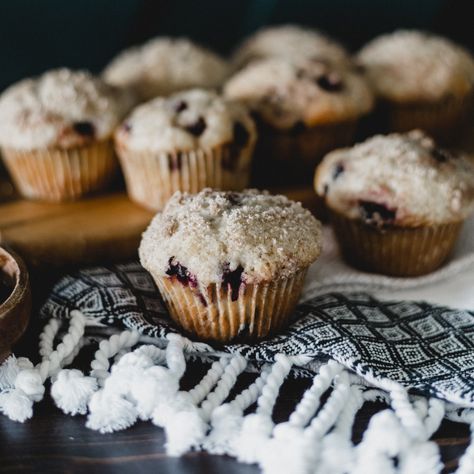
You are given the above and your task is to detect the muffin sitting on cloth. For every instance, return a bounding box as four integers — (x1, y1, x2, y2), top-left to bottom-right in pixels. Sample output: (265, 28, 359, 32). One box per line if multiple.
(315, 131, 474, 277)
(103, 37, 229, 102)
(224, 57, 374, 186)
(0, 68, 131, 201)
(115, 89, 256, 211)
(357, 30, 474, 141)
(231, 24, 351, 70)
(139, 189, 322, 342)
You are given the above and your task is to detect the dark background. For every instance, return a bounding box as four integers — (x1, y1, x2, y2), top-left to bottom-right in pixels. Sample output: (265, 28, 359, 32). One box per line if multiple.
(1, 0, 474, 92)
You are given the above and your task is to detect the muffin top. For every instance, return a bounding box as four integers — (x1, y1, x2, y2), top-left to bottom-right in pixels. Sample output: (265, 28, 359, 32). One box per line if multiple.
(224, 57, 374, 129)
(103, 37, 229, 101)
(139, 189, 322, 287)
(0, 68, 131, 150)
(315, 131, 474, 226)
(357, 30, 474, 102)
(232, 24, 350, 69)
(115, 89, 256, 153)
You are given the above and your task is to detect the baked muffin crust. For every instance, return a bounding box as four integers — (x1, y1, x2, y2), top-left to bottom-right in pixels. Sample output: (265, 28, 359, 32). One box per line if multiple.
(232, 24, 350, 69)
(139, 189, 322, 287)
(103, 37, 229, 101)
(0, 68, 130, 150)
(115, 89, 255, 153)
(357, 30, 474, 103)
(224, 57, 374, 130)
(315, 131, 474, 226)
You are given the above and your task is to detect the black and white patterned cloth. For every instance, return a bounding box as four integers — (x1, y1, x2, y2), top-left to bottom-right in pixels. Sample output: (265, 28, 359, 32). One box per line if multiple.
(41, 262, 474, 405)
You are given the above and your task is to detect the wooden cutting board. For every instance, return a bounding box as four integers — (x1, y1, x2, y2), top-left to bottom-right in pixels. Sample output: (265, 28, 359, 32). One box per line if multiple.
(0, 192, 154, 267)
(0, 185, 320, 268)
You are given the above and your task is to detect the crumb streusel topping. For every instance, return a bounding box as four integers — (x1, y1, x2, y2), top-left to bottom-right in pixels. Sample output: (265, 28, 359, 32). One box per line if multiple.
(103, 37, 229, 101)
(0, 68, 131, 150)
(232, 24, 350, 69)
(224, 57, 373, 129)
(357, 30, 474, 102)
(315, 131, 474, 226)
(139, 189, 322, 287)
(115, 89, 256, 152)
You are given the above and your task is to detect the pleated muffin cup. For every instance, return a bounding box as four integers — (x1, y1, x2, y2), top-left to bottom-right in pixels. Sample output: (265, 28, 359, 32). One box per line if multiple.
(1, 140, 117, 202)
(384, 94, 474, 144)
(152, 267, 308, 343)
(329, 210, 463, 277)
(253, 120, 357, 187)
(115, 138, 255, 211)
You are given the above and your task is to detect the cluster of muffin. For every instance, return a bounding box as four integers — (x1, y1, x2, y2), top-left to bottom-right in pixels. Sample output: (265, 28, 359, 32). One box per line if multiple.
(1, 26, 474, 343)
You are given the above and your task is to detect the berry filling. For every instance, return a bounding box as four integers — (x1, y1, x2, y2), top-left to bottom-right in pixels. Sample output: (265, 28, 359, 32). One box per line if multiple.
(359, 200, 396, 227)
(122, 122, 132, 132)
(222, 264, 244, 301)
(185, 117, 206, 136)
(431, 148, 452, 163)
(316, 74, 343, 92)
(225, 192, 242, 206)
(174, 100, 188, 113)
(332, 163, 345, 180)
(166, 258, 207, 306)
(73, 121, 95, 137)
(166, 258, 197, 287)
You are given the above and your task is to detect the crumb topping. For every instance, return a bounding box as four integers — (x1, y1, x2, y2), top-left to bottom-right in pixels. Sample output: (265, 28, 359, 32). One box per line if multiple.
(139, 189, 322, 286)
(224, 57, 374, 129)
(0, 68, 132, 150)
(232, 24, 351, 69)
(357, 30, 474, 102)
(115, 89, 256, 152)
(103, 37, 229, 101)
(315, 131, 474, 226)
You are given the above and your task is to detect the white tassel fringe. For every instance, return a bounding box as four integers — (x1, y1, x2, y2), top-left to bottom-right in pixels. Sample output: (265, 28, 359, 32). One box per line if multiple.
(1, 314, 473, 474)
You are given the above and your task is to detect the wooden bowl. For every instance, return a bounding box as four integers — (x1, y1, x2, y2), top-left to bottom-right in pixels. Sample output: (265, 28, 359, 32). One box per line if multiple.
(0, 247, 31, 363)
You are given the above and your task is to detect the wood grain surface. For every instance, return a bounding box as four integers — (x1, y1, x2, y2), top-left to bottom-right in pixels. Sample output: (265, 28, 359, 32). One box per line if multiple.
(0, 193, 155, 267)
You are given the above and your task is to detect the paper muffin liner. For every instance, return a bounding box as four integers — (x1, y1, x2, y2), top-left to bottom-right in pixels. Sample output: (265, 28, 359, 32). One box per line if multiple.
(152, 268, 308, 343)
(115, 141, 255, 211)
(1, 140, 117, 201)
(252, 120, 357, 187)
(329, 210, 464, 277)
(386, 94, 473, 144)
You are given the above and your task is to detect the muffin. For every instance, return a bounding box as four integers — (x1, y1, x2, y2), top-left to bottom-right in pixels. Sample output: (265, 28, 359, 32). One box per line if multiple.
(115, 89, 256, 211)
(224, 57, 374, 186)
(103, 37, 229, 102)
(0, 68, 131, 201)
(139, 189, 322, 342)
(357, 30, 474, 142)
(315, 131, 474, 276)
(232, 24, 351, 70)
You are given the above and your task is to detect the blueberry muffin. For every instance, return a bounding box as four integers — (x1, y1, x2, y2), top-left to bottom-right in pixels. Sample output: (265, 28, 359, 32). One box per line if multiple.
(115, 89, 256, 211)
(0, 68, 131, 201)
(139, 189, 322, 342)
(224, 57, 374, 186)
(232, 24, 351, 70)
(315, 131, 474, 276)
(103, 37, 229, 102)
(357, 31, 474, 142)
